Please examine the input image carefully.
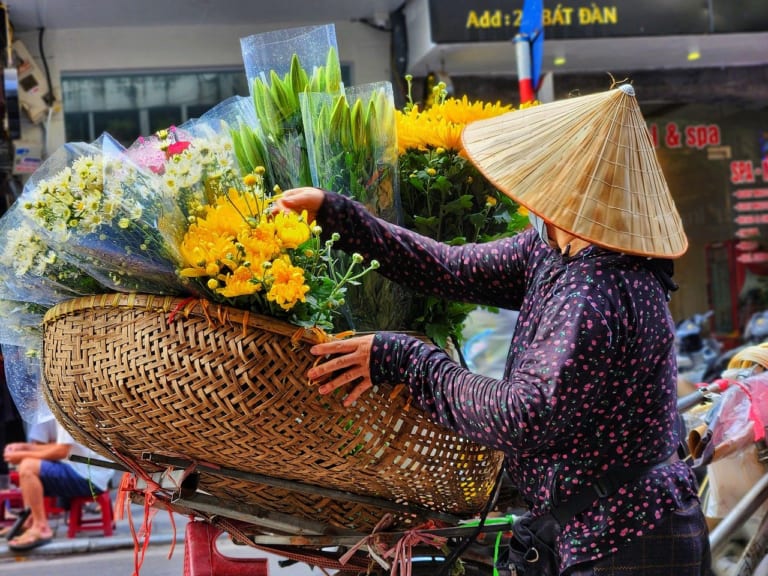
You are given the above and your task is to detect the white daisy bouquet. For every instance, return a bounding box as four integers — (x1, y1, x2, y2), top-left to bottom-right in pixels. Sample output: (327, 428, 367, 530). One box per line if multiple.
(18, 134, 187, 295)
(127, 119, 241, 222)
(0, 202, 104, 307)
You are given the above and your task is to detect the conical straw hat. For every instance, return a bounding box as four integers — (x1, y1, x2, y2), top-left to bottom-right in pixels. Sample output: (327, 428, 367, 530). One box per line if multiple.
(461, 84, 688, 258)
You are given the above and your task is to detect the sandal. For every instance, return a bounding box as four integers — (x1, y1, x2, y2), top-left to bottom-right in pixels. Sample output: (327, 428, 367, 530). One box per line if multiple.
(0, 524, 26, 539)
(7, 528, 53, 552)
(0, 507, 30, 540)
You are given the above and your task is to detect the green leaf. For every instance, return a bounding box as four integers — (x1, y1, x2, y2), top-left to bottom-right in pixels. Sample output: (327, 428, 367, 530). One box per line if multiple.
(442, 195, 474, 215)
(425, 322, 451, 348)
(365, 99, 379, 149)
(231, 127, 251, 174)
(269, 71, 292, 119)
(412, 215, 439, 236)
(446, 236, 468, 246)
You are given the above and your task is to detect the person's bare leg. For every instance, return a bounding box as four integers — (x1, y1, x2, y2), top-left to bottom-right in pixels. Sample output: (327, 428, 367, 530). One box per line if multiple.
(8, 458, 53, 546)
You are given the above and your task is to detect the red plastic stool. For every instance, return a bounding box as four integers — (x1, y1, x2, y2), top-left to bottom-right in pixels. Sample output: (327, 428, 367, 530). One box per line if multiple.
(44, 497, 66, 517)
(67, 490, 114, 538)
(183, 521, 268, 576)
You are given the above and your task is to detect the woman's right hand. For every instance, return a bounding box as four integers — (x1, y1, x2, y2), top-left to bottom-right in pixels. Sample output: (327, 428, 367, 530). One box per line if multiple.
(275, 187, 325, 223)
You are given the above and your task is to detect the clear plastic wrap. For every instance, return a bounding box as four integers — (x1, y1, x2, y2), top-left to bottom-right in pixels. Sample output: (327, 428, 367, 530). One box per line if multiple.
(300, 81, 410, 333)
(240, 24, 342, 189)
(302, 81, 400, 223)
(18, 134, 187, 295)
(0, 300, 44, 355)
(2, 343, 52, 424)
(199, 95, 274, 184)
(0, 202, 104, 306)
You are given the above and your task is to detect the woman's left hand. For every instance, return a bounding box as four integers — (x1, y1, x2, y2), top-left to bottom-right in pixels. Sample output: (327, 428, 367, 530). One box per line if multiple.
(308, 334, 375, 407)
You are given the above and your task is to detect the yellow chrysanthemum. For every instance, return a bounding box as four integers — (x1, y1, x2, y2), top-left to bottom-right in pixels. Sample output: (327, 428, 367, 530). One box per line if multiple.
(267, 256, 309, 310)
(274, 210, 311, 249)
(439, 95, 512, 125)
(217, 265, 262, 298)
(179, 225, 238, 278)
(240, 221, 280, 261)
(396, 96, 513, 155)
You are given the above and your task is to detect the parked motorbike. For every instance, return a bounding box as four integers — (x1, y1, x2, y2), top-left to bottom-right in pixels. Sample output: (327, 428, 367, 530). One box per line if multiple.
(701, 309, 768, 383)
(676, 311, 722, 387)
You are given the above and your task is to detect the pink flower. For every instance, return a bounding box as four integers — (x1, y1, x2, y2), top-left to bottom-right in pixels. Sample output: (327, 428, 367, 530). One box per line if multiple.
(166, 141, 191, 157)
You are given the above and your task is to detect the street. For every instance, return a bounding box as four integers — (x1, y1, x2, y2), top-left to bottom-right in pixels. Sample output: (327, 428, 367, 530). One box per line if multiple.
(0, 545, 184, 575)
(0, 536, 336, 576)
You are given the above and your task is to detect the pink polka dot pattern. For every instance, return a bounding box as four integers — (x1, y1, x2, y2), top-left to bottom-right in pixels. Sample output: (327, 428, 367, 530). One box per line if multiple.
(318, 192, 700, 570)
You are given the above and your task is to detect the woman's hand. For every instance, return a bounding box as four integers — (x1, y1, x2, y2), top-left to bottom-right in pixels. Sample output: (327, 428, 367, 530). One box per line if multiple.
(308, 334, 375, 407)
(274, 187, 325, 222)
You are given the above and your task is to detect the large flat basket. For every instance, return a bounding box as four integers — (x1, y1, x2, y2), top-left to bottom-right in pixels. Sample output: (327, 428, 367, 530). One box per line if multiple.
(42, 293, 504, 531)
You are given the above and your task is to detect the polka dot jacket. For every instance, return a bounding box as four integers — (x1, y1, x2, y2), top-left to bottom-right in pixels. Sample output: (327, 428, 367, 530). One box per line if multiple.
(317, 192, 700, 569)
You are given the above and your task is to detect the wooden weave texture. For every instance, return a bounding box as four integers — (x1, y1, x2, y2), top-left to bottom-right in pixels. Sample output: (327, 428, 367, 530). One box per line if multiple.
(42, 294, 504, 531)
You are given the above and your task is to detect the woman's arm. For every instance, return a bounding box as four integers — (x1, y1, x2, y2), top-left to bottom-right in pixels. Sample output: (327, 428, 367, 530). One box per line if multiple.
(311, 282, 620, 455)
(378, 291, 622, 451)
(315, 191, 533, 309)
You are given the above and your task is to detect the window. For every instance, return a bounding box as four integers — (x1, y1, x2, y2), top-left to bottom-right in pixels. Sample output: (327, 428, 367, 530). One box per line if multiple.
(62, 64, 352, 147)
(61, 70, 249, 146)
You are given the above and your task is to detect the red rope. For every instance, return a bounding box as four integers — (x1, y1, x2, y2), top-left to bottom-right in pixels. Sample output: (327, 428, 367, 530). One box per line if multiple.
(167, 297, 196, 323)
(339, 516, 448, 576)
(112, 452, 181, 576)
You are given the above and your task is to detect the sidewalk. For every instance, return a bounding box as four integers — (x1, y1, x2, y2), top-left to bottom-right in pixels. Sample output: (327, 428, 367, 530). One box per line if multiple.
(0, 499, 189, 559)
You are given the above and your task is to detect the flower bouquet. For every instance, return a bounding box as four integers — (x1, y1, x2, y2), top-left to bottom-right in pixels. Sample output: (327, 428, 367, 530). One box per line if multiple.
(236, 24, 413, 332)
(302, 81, 399, 222)
(301, 80, 415, 331)
(239, 24, 342, 190)
(17, 134, 187, 295)
(175, 167, 378, 330)
(127, 114, 379, 330)
(0, 202, 104, 307)
(395, 79, 529, 345)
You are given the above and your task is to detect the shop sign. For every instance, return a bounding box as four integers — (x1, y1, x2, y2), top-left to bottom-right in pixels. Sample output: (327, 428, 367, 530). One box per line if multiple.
(428, 0, 728, 43)
(648, 122, 722, 150)
(732, 180, 768, 239)
(737, 251, 768, 264)
(730, 161, 768, 186)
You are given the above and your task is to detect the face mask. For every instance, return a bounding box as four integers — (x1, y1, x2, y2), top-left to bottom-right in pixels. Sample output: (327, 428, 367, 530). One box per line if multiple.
(528, 212, 551, 246)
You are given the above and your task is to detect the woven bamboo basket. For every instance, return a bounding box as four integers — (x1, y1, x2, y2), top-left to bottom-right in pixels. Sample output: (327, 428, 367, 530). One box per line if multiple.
(41, 293, 505, 532)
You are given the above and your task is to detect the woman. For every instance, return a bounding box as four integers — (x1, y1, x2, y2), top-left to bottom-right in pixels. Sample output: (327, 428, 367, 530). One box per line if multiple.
(276, 85, 711, 575)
